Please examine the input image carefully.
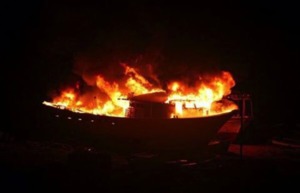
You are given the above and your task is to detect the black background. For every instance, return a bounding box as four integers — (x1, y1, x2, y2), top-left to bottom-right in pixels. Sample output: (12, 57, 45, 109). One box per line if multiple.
(3, 0, 299, 134)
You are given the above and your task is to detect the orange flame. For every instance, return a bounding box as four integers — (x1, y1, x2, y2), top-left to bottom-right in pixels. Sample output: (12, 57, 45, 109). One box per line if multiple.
(43, 64, 237, 117)
(166, 71, 237, 117)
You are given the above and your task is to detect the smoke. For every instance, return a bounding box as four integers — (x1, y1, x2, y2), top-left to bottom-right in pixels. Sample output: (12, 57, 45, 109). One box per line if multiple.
(72, 52, 164, 89)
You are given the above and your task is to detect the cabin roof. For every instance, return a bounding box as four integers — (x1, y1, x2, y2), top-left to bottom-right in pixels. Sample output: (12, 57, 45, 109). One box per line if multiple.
(128, 92, 168, 103)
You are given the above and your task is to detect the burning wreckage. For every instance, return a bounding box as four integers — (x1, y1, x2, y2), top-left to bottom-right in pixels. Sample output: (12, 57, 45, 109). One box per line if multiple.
(40, 64, 239, 155)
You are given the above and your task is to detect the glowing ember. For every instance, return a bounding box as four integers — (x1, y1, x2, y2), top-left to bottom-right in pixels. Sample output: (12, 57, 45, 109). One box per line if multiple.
(43, 64, 237, 117)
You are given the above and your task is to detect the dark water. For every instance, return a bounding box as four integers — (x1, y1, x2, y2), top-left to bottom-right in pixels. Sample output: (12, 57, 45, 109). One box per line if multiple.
(1, 139, 299, 193)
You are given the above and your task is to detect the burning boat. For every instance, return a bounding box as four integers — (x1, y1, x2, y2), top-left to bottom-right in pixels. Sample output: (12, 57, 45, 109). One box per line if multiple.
(39, 64, 238, 156)
(40, 92, 237, 156)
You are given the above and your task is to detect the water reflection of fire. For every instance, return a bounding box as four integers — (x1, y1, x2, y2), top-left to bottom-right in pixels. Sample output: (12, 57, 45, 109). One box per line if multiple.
(43, 63, 237, 118)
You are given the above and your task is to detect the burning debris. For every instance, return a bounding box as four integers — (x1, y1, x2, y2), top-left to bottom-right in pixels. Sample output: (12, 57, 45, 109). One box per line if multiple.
(43, 63, 237, 118)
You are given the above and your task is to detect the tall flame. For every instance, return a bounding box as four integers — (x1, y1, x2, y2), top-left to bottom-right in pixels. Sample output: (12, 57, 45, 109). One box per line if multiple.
(43, 64, 237, 117)
(166, 71, 236, 117)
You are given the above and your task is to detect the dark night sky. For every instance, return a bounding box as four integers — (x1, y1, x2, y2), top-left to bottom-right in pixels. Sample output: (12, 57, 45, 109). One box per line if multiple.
(4, 0, 299, 131)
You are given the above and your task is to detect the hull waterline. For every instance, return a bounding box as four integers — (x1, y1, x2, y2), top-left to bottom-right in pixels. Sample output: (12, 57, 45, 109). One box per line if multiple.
(36, 105, 237, 156)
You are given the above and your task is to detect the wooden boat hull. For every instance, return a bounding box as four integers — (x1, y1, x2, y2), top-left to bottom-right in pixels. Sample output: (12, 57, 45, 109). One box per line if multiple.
(36, 105, 237, 156)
